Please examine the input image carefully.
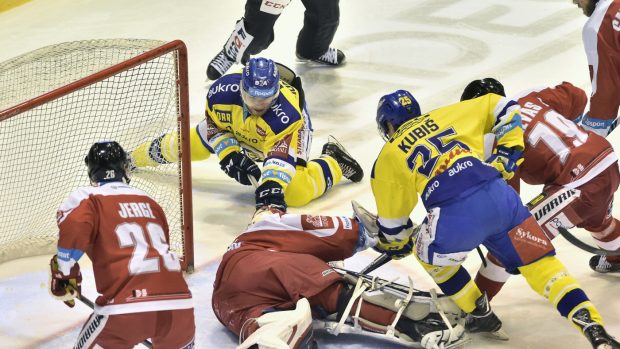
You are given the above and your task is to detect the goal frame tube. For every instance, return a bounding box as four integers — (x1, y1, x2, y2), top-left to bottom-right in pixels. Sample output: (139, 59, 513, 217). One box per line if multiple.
(0, 40, 195, 271)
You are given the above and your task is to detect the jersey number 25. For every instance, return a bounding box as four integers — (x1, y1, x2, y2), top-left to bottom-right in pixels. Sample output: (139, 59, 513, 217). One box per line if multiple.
(407, 128, 469, 177)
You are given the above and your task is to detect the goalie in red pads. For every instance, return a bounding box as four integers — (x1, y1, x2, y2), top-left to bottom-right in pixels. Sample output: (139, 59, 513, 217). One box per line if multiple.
(49, 141, 195, 349)
(212, 203, 467, 349)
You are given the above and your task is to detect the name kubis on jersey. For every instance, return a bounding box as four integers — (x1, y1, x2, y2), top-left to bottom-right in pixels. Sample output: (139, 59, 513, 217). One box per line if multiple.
(118, 202, 156, 219)
(529, 189, 580, 223)
(395, 118, 440, 153)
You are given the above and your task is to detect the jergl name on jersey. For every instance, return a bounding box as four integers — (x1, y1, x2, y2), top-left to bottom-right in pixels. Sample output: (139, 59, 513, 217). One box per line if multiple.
(118, 202, 156, 219)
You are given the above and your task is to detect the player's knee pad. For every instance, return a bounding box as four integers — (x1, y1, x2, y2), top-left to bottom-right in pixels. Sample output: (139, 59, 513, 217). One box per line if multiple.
(237, 298, 315, 349)
(317, 272, 466, 349)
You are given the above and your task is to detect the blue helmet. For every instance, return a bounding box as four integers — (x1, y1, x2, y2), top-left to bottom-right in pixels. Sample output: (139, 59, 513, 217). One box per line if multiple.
(376, 90, 421, 141)
(241, 57, 280, 99)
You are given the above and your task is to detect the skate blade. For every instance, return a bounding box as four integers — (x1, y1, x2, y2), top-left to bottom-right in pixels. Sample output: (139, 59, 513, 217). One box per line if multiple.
(445, 336, 471, 349)
(481, 328, 509, 341)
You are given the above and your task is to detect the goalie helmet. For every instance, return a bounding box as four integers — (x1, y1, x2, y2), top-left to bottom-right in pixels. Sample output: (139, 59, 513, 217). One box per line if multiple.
(376, 90, 421, 141)
(241, 57, 280, 116)
(84, 141, 130, 184)
(460, 78, 505, 101)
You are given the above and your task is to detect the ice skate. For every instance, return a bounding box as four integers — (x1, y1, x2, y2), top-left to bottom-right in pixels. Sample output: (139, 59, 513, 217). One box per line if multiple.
(296, 47, 346, 66)
(321, 136, 363, 182)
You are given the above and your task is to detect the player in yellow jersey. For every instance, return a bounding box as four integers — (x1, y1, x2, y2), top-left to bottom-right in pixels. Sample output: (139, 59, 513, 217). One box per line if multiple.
(363, 89, 619, 348)
(130, 58, 363, 210)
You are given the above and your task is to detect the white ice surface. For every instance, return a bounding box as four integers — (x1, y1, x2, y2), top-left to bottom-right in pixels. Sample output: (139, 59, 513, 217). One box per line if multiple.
(1, 0, 619, 348)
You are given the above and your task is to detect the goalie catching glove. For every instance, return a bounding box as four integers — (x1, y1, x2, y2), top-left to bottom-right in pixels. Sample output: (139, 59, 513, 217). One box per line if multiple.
(220, 151, 261, 186)
(486, 145, 523, 180)
(49, 254, 82, 308)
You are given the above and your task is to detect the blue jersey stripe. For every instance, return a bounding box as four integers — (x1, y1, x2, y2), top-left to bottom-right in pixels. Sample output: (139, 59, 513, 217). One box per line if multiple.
(437, 266, 472, 296)
(313, 158, 334, 193)
(557, 288, 589, 318)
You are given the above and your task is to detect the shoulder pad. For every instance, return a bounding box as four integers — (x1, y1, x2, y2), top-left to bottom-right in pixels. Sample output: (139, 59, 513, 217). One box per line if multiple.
(262, 95, 302, 134)
(207, 73, 243, 108)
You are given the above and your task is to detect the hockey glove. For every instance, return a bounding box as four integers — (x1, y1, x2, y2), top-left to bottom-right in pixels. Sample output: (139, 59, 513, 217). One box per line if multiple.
(255, 181, 287, 212)
(486, 145, 523, 180)
(219, 151, 261, 186)
(49, 255, 82, 308)
(374, 237, 414, 260)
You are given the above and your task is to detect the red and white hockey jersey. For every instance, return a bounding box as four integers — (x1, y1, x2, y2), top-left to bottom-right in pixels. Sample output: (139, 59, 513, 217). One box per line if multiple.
(515, 82, 617, 188)
(581, 0, 620, 134)
(56, 182, 192, 315)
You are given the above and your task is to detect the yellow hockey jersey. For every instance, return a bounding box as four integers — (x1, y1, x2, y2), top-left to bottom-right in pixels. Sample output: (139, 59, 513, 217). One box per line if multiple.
(204, 73, 312, 189)
(371, 94, 524, 230)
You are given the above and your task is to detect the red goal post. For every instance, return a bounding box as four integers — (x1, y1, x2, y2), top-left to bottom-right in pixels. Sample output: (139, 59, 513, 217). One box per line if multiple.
(0, 39, 194, 271)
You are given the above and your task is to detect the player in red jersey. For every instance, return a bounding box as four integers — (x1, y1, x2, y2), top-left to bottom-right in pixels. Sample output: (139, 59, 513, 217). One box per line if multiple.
(212, 204, 467, 349)
(460, 80, 620, 302)
(49, 141, 195, 349)
(573, 0, 620, 136)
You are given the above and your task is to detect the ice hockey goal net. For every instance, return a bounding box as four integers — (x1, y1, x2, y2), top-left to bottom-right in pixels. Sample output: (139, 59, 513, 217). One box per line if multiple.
(0, 39, 194, 271)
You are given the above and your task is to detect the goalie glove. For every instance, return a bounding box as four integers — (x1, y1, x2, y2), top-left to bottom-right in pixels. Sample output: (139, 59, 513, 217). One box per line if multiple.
(486, 145, 523, 180)
(374, 237, 415, 260)
(219, 151, 261, 186)
(49, 255, 82, 308)
(374, 220, 422, 260)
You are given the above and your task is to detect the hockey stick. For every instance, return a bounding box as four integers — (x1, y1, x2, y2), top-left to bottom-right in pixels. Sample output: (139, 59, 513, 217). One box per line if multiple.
(557, 226, 620, 256)
(360, 252, 391, 274)
(76, 294, 154, 349)
(248, 175, 258, 188)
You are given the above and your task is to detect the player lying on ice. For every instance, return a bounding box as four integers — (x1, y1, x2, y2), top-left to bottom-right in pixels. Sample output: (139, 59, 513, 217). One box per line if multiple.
(130, 57, 363, 209)
(211, 203, 468, 349)
(364, 89, 620, 349)
(458, 79, 620, 305)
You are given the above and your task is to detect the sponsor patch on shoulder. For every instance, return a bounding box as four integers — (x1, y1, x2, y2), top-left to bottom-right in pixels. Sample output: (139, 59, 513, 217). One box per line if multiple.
(301, 215, 335, 230)
(340, 216, 353, 230)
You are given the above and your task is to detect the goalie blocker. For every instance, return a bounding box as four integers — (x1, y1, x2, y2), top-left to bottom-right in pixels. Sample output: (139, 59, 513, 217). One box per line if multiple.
(213, 207, 466, 349)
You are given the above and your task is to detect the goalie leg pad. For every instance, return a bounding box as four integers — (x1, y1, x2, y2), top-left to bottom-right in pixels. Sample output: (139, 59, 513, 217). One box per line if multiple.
(237, 298, 315, 349)
(324, 272, 466, 349)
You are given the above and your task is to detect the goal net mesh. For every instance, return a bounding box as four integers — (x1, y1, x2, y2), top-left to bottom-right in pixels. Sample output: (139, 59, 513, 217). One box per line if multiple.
(0, 39, 192, 268)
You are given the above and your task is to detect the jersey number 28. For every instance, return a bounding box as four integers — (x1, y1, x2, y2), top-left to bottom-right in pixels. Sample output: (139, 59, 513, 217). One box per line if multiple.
(115, 222, 181, 274)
